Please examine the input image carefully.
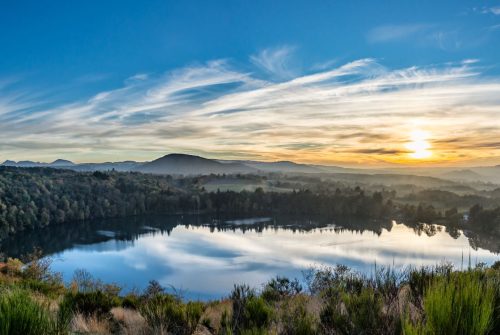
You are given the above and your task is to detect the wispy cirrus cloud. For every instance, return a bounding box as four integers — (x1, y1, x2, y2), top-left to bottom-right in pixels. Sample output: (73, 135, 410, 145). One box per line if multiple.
(476, 6, 500, 15)
(1, 48, 500, 166)
(367, 23, 432, 43)
(250, 46, 297, 80)
(367, 22, 496, 51)
(491, 6, 500, 15)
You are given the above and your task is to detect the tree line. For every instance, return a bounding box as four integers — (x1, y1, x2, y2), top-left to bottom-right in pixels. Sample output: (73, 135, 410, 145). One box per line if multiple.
(0, 167, 499, 240)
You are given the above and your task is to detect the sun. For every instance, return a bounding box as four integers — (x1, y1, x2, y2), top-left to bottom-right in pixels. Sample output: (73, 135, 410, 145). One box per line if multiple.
(406, 129, 432, 159)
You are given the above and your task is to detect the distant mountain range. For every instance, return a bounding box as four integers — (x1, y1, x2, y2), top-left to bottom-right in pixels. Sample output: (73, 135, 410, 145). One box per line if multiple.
(1, 159, 141, 172)
(138, 154, 255, 175)
(1, 159, 75, 168)
(2, 153, 500, 184)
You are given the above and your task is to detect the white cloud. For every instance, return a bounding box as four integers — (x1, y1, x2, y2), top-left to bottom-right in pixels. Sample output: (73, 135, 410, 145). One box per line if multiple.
(367, 24, 431, 43)
(250, 46, 297, 80)
(480, 6, 500, 15)
(1, 56, 500, 166)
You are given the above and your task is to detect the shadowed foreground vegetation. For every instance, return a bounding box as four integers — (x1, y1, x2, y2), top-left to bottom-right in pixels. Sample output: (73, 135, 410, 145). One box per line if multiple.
(0, 254, 499, 335)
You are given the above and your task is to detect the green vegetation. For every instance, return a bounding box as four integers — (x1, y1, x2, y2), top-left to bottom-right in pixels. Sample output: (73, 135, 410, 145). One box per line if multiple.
(0, 289, 62, 335)
(0, 167, 500, 333)
(0, 254, 499, 334)
(1, 167, 499, 248)
(0, 167, 395, 240)
(403, 270, 496, 335)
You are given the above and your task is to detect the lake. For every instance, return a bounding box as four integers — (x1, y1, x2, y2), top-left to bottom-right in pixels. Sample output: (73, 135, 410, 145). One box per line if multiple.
(1, 215, 498, 300)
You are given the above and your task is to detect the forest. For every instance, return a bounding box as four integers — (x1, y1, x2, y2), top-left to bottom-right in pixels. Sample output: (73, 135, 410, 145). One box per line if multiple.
(0, 166, 499, 242)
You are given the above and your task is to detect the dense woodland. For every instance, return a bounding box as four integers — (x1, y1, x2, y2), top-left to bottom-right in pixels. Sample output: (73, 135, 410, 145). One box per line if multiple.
(0, 167, 499, 241)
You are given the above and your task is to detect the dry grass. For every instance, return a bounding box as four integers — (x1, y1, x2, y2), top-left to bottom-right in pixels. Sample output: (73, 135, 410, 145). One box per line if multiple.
(111, 307, 147, 335)
(200, 299, 232, 332)
(30, 290, 60, 314)
(192, 324, 213, 335)
(71, 313, 111, 334)
(303, 294, 322, 319)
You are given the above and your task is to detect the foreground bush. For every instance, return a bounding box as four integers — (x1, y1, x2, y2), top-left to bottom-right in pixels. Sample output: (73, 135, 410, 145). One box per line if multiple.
(0, 289, 60, 335)
(279, 295, 317, 335)
(225, 284, 273, 334)
(0, 257, 499, 334)
(140, 294, 205, 335)
(403, 271, 496, 335)
(61, 290, 120, 317)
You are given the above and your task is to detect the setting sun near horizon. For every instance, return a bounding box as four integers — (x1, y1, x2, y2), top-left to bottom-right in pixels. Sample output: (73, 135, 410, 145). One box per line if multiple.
(406, 130, 432, 160)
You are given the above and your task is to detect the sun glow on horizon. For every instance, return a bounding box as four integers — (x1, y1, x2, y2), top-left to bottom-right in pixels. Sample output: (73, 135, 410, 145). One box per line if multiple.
(406, 129, 432, 159)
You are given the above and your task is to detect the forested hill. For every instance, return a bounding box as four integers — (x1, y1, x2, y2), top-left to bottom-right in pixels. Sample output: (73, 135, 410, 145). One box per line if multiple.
(0, 167, 196, 239)
(0, 167, 391, 240)
(0, 167, 499, 242)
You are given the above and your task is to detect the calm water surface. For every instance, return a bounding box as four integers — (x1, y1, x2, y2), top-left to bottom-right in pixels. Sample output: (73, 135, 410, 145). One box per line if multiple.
(2, 215, 498, 300)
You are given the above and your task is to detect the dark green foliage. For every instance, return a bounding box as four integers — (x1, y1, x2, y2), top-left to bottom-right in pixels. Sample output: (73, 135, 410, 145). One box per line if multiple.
(320, 286, 386, 334)
(61, 290, 119, 317)
(279, 297, 317, 335)
(343, 287, 385, 333)
(261, 276, 302, 302)
(406, 267, 434, 301)
(304, 264, 364, 295)
(373, 266, 401, 306)
(143, 279, 165, 299)
(468, 204, 500, 232)
(0, 167, 181, 239)
(139, 294, 205, 335)
(231, 284, 256, 332)
(1, 167, 498, 250)
(219, 309, 232, 335)
(186, 301, 206, 331)
(121, 293, 140, 309)
(0, 167, 396, 241)
(230, 285, 273, 334)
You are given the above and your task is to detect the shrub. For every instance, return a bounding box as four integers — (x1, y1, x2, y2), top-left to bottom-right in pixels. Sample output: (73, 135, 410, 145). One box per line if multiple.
(62, 290, 119, 317)
(304, 265, 364, 296)
(279, 296, 317, 335)
(0, 289, 60, 335)
(244, 297, 273, 329)
(22, 253, 61, 284)
(122, 293, 140, 309)
(219, 309, 232, 335)
(0, 258, 23, 276)
(261, 276, 302, 302)
(373, 266, 401, 303)
(186, 301, 205, 331)
(406, 267, 434, 302)
(143, 279, 165, 299)
(231, 285, 273, 334)
(231, 284, 256, 331)
(320, 286, 386, 334)
(140, 294, 205, 335)
(403, 271, 495, 335)
(319, 289, 350, 334)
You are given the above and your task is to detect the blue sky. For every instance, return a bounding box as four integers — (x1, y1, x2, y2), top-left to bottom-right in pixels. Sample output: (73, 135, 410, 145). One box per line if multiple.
(1, 0, 500, 165)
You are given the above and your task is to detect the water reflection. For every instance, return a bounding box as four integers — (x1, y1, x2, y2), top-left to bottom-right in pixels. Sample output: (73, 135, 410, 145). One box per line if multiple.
(0, 215, 498, 300)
